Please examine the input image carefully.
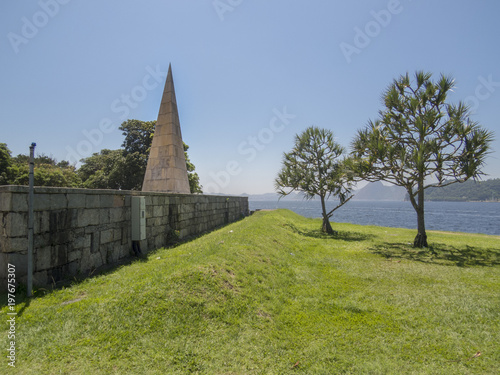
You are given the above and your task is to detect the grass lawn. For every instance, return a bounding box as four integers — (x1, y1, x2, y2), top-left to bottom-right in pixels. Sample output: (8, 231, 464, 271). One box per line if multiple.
(2, 209, 500, 374)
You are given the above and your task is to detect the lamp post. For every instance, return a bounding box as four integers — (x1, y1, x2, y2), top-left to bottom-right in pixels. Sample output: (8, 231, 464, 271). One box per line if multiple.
(27, 142, 36, 298)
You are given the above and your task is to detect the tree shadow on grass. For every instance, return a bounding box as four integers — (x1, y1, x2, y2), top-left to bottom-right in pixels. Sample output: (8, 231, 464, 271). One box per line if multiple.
(284, 222, 375, 242)
(371, 242, 500, 267)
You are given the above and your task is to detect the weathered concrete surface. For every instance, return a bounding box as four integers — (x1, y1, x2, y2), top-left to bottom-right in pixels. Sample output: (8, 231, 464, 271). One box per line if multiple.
(0, 186, 248, 286)
(142, 64, 191, 193)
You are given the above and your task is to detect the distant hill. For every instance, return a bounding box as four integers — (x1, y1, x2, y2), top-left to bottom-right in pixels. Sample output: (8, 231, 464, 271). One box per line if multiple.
(246, 192, 311, 201)
(353, 181, 406, 201)
(245, 182, 406, 202)
(425, 178, 500, 202)
(243, 179, 500, 202)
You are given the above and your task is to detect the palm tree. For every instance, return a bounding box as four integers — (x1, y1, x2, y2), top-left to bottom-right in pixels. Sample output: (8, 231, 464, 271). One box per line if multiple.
(352, 71, 494, 247)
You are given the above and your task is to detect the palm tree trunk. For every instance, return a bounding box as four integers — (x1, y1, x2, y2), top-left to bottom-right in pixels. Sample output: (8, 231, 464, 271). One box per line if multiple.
(320, 195, 334, 234)
(413, 183, 428, 248)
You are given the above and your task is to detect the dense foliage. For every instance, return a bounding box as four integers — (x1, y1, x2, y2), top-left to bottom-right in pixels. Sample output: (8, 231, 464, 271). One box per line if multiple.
(0, 143, 81, 187)
(352, 71, 494, 247)
(0, 120, 202, 193)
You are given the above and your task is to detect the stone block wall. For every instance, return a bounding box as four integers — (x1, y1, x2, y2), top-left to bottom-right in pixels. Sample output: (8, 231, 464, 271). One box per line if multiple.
(0, 186, 248, 287)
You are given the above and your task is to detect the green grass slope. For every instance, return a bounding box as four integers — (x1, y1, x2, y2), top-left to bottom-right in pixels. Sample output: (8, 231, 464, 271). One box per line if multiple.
(2, 210, 500, 374)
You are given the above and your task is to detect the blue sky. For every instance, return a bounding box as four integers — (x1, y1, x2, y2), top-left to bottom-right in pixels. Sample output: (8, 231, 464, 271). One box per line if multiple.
(1, 0, 499, 194)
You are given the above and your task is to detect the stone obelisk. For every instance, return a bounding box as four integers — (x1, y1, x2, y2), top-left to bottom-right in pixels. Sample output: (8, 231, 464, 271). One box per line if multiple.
(142, 64, 191, 193)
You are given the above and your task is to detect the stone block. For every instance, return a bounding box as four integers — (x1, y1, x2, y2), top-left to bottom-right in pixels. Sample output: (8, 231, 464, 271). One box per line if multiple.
(121, 227, 129, 245)
(11, 193, 28, 212)
(5, 212, 27, 237)
(67, 194, 86, 209)
(124, 196, 132, 206)
(179, 212, 193, 222)
(99, 195, 115, 208)
(74, 233, 91, 249)
(123, 207, 131, 221)
(34, 211, 50, 234)
(0, 192, 12, 211)
(68, 249, 82, 263)
(91, 251, 104, 269)
(80, 248, 92, 273)
(34, 194, 52, 211)
(67, 260, 80, 276)
(100, 229, 114, 244)
(49, 230, 73, 247)
(48, 210, 73, 233)
(106, 246, 119, 264)
(53, 244, 68, 266)
(154, 235, 163, 249)
(119, 241, 131, 258)
(50, 194, 67, 210)
(113, 228, 122, 242)
(99, 208, 110, 224)
(2, 237, 28, 253)
(85, 194, 100, 209)
(110, 208, 125, 223)
(78, 208, 100, 227)
(36, 246, 52, 271)
(153, 205, 163, 217)
(34, 233, 50, 248)
(113, 195, 125, 207)
(90, 231, 100, 254)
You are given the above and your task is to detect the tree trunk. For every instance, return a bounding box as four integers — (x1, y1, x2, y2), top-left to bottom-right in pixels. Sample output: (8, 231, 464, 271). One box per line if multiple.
(413, 186, 428, 248)
(322, 217, 334, 234)
(320, 195, 334, 234)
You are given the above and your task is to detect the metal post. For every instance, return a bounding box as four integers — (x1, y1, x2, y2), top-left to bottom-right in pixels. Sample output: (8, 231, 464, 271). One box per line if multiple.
(27, 143, 36, 297)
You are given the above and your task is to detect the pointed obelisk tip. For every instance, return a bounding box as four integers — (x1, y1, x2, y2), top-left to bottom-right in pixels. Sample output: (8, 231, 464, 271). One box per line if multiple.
(141, 61, 191, 194)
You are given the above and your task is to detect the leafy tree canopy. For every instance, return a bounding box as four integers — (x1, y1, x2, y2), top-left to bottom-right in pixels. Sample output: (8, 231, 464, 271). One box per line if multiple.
(1, 147, 81, 187)
(275, 126, 355, 234)
(0, 143, 13, 185)
(352, 71, 494, 247)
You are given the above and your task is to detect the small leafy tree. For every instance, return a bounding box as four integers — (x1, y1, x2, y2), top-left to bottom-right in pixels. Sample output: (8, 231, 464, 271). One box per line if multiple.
(275, 127, 355, 234)
(0, 143, 13, 185)
(352, 71, 494, 247)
